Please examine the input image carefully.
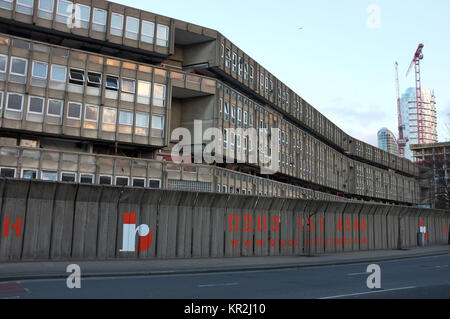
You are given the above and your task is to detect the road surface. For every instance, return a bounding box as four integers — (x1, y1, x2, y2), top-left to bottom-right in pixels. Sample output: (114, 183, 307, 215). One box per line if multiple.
(1, 254, 449, 299)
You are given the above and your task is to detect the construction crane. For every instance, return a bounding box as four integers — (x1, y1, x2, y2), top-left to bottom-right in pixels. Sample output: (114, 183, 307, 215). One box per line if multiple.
(395, 61, 407, 157)
(406, 43, 425, 144)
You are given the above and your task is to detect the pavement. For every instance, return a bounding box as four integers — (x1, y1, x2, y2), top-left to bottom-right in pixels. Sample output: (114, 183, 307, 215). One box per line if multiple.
(0, 245, 449, 282)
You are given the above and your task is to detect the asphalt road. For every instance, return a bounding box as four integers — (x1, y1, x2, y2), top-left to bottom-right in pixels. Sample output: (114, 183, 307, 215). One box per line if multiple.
(1, 254, 449, 299)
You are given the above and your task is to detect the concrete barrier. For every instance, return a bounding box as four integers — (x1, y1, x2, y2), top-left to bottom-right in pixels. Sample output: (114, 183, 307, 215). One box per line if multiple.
(0, 179, 448, 262)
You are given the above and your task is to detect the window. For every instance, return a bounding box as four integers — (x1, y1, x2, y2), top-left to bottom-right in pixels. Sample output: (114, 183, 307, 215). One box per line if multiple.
(224, 101, 229, 121)
(237, 108, 242, 126)
(42, 171, 58, 181)
(106, 75, 119, 90)
(67, 102, 82, 120)
(16, 0, 33, 15)
(75, 3, 90, 28)
(51, 65, 67, 82)
(102, 108, 116, 132)
(244, 63, 248, 80)
(0, 0, 13, 10)
(92, 8, 107, 32)
(148, 179, 161, 189)
(0, 167, 15, 178)
(260, 74, 264, 91)
(84, 105, 98, 122)
(137, 80, 151, 104)
(119, 110, 133, 125)
(152, 115, 164, 137)
(69, 69, 85, 85)
(47, 99, 63, 117)
(141, 20, 155, 43)
(56, 0, 72, 24)
(28, 96, 45, 115)
(132, 178, 146, 188)
(32, 61, 48, 79)
(115, 176, 129, 186)
(265, 77, 269, 94)
(111, 13, 124, 37)
(126, 16, 139, 40)
(121, 78, 135, 93)
(80, 174, 94, 184)
(232, 53, 237, 72)
(244, 111, 248, 128)
(10, 57, 28, 82)
(156, 24, 169, 47)
(153, 83, 166, 107)
(135, 113, 149, 136)
(225, 48, 231, 68)
(250, 66, 254, 82)
(87, 72, 102, 88)
(99, 175, 112, 185)
(0, 54, 7, 74)
(231, 105, 236, 124)
(223, 129, 228, 149)
(22, 169, 37, 180)
(238, 57, 243, 76)
(6, 93, 24, 112)
(61, 172, 76, 182)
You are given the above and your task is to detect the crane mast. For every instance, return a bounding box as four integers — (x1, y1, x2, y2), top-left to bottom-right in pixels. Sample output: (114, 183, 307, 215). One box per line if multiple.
(396, 62, 407, 157)
(406, 44, 425, 145)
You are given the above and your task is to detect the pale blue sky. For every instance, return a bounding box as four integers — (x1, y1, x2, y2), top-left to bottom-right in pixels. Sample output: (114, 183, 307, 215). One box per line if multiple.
(113, 0, 450, 146)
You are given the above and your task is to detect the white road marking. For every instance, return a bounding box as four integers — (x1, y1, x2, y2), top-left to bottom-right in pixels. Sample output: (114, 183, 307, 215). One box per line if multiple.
(320, 286, 416, 299)
(198, 282, 239, 288)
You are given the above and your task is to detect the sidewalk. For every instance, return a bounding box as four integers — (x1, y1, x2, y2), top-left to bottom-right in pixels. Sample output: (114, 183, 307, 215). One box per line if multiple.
(0, 245, 449, 282)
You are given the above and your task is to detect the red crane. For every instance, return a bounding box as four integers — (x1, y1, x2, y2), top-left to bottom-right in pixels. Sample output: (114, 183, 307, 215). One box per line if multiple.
(395, 61, 407, 157)
(406, 44, 425, 144)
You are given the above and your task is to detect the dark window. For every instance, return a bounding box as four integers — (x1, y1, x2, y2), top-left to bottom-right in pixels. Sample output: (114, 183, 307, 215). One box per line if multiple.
(99, 176, 112, 185)
(133, 178, 145, 187)
(69, 69, 85, 85)
(80, 174, 94, 184)
(61, 172, 76, 182)
(149, 179, 161, 189)
(1, 168, 15, 178)
(116, 177, 129, 186)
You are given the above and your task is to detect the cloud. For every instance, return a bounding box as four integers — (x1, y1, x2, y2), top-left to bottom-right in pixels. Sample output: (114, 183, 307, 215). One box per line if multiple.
(318, 97, 393, 146)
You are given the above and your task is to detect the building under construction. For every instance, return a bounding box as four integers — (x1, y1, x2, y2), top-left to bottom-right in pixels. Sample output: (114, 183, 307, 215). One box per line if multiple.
(411, 142, 450, 209)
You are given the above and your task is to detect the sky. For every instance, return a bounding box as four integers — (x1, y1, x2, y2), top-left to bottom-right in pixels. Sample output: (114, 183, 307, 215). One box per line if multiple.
(114, 0, 450, 146)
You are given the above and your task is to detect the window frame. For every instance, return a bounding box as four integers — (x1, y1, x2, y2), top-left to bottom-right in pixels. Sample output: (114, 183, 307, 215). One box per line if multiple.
(84, 104, 99, 122)
(121, 77, 136, 94)
(47, 99, 63, 118)
(27, 96, 45, 115)
(105, 74, 119, 91)
(67, 101, 82, 120)
(0, 167, 16, 178)
(125, 16, 140, 40)
(141, 20, 155, 43)
(92, 8, 107, 30)
(110, 13, 124, 36)
(9, 56, 28, 77)
(119, 110, 133, 126)
(61, 171, 77, 183)
(0, 54, 7, 73)
(6, 92, 24, 112)
(156, 24, 169, 47)
(50, 64, 67, 82)
(31, 60, 48, 79)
